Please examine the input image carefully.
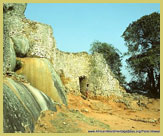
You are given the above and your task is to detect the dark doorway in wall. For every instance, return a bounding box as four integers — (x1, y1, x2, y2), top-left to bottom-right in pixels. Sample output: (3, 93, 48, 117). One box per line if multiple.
(79, 76, 87, 95)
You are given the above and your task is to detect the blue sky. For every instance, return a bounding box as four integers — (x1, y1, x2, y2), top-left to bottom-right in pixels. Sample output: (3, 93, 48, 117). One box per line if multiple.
(25, 3, 160, 82)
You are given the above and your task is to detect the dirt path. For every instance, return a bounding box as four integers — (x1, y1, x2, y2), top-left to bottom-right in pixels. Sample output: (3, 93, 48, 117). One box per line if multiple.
(34, 93, 160, 133)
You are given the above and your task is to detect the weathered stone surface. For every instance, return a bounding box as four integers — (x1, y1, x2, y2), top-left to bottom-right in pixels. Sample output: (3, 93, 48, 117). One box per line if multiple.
(3, 83, 34, 133)
(24, 20, 56, 59)
(11, 35, 29, 57)
(3, 3, 56, 74)
(3, 77, 57, 133)
(3, 3, 27, 17)
(16, 58, 67, 105)
(3, 38, 16, 72)
(3, 4, 27, 73)
(88, 53, 123, 97)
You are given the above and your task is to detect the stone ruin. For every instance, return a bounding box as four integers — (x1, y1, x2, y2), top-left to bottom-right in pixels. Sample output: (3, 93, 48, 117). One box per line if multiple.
(3, 3, 125, 98)
(3, 3, 125, 132)
(53, 49, 125, 98)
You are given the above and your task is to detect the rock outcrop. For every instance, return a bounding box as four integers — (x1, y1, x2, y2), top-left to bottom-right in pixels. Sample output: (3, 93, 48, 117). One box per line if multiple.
(3, 77, 57, 133)
(3, 3, 66, 133)
(16, 58, 67, 105)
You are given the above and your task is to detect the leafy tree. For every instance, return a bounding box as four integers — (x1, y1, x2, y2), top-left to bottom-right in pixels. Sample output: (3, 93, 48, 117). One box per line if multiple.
(90, 41, 126, 86)
(122, 12, 160, 97)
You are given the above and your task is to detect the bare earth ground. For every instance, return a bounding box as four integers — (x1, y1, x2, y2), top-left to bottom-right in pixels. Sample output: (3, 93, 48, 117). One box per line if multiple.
(34, 93, 160, 133)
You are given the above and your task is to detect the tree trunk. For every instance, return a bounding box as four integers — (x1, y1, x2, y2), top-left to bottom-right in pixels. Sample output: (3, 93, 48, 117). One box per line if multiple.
(147, 68, 157, 96)
(157, 74, 160, 97)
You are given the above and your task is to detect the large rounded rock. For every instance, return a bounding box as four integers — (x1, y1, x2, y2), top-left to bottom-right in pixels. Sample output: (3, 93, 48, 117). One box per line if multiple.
(3, 83, 34, 133)
(3, 38, 17, 72)
(3, 77, 57, 133)
(16, 58, 67, 105)
(3, 3, 27, 73)
(11, 35, 29, 57)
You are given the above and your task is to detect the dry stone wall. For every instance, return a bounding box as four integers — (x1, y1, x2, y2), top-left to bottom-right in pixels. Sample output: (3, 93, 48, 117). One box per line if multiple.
(53, 49, 92, 94)
(53, 50, 124, 97)
(88, 53, 124, 97)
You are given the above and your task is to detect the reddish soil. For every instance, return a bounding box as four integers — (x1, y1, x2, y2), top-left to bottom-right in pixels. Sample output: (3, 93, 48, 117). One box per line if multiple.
(67, 93, 160, 130)
(34, 93, 160, 133)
